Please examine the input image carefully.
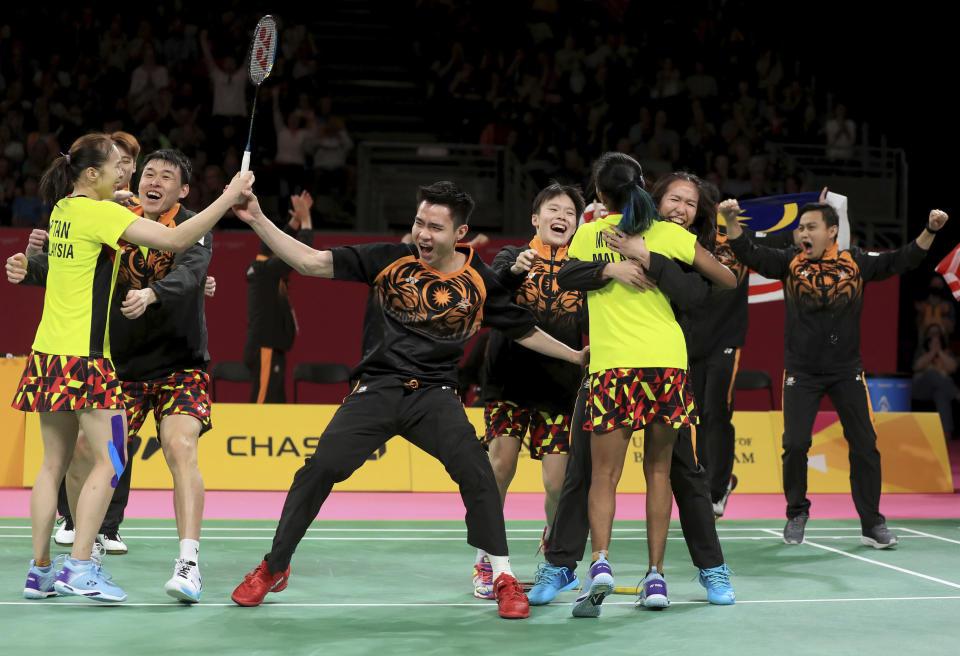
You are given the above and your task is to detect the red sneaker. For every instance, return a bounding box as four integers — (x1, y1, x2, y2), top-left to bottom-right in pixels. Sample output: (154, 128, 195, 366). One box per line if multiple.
(231, 560, 290, 607)
(494, 573, 530, 619)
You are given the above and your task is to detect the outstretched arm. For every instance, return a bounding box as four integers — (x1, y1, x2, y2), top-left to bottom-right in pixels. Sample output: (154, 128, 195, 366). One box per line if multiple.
(234, 190, 333, 277)
(199, 30, 222, 75)
(859, 209, 949, 281)
(121, 172, 253, 253)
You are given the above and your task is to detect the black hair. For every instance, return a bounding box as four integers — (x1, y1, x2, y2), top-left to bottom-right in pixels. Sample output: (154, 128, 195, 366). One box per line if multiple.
(142, 148, 193, 186)
(39, 132, 115, 207)
(590, 152, 658, 235)
(650, 171, 717, 252)
(798, 202, 839, 229)
(531, 181, 586, 220)
(416, 181, 476, 226)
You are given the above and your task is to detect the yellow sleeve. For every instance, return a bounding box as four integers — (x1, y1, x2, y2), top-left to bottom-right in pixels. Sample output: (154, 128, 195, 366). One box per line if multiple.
(568, 223, 594, 260)
(664, 223, 697, 265)
(95, 201, 140, 249)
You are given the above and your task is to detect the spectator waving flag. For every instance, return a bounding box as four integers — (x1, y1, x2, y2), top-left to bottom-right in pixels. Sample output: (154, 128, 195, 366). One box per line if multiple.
(935, 243, 960, 301)
(721, 191, 851, 304)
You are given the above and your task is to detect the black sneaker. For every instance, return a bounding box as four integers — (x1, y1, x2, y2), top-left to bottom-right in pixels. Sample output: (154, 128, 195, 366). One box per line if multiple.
(861, 523, 898, 549)
(783, 513, 808, 544)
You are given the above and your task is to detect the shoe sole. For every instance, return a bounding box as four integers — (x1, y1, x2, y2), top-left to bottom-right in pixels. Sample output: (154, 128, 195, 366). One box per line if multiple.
(641, 589, 670, 609)
(54, 539, 74, 546)
(165, 580, 201, 603)
(23, 588, 58, 599)
(96, 539, 127, 555)
(861, 536, 898, 549)
(498, 602, 531, 619)
(783, 536, 804, 545)
(54, 580, 126, 602)
(572, 575, 614, 618)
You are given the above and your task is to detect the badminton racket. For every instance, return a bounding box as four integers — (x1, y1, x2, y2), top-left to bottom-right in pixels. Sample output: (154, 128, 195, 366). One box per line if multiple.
(240, 14, 278, 174)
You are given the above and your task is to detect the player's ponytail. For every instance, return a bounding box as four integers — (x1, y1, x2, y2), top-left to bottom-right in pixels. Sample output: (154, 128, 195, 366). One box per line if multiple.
(591, 152, 658, 235)
(39, 133, 115, 208)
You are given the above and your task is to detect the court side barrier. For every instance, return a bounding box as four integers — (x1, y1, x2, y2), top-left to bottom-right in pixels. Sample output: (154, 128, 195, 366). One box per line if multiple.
(19, 403, 953, 494)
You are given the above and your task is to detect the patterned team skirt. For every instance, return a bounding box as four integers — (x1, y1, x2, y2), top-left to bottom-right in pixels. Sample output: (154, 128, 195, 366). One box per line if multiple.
(11, 351, 123, 412)
(584, 367, 697, 433)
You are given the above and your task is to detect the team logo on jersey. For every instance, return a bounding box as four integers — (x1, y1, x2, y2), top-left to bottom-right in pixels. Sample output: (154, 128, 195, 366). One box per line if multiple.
(786, 248, 861, 311)
(515, 259, 583, 329)
(117, 244, 175, 292)
(375, 257, 485, 341)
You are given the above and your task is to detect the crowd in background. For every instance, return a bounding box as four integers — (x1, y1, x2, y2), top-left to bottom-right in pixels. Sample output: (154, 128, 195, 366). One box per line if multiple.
(0, 5, 351, 229)
(414, 0, 861, 196)
(2, 1, 874, 230)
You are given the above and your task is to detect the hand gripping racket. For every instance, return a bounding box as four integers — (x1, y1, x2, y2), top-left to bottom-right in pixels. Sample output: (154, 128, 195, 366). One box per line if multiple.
(240, 14, 278, 174)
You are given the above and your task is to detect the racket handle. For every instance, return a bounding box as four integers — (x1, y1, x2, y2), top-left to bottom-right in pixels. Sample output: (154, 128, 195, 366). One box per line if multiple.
(240, 150, 251, 174)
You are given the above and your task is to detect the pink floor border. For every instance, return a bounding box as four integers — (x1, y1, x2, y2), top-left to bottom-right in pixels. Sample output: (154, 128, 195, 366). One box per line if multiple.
(1, 489, 956, 522)
(2, 444, 957, 522)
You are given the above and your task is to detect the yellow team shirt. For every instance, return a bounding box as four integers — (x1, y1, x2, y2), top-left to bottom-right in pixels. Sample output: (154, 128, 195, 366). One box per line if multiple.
(568, 214, 696, 373)
(32, 196, 139, 359)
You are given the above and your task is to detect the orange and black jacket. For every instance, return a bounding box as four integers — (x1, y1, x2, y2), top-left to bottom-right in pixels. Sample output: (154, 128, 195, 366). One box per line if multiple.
(244, 223, 312, 353)
(331, 241, 536, 387)
(729, 233, 927, 374)
(24, 204, 212, 382)
(481, 238, 586, 413)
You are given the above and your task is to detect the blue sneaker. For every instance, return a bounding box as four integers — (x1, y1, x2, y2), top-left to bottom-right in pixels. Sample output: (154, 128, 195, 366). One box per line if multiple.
(24, 559, 59, 599)
(571, 556, 614, 617)
(54, 550, 126, 603)
(639, 568, 669, 608)
(527, 562, 579, 605)
(699, 564, 735, 605)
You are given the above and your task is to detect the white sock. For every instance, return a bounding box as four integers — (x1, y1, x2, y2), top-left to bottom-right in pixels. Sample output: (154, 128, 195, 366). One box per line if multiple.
(475, 548, 487, 564)
(180, 539, 199, 563)
(488, 555, 513, 581)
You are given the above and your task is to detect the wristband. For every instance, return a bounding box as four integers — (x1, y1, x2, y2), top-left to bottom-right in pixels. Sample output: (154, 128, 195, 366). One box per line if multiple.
(925, 222, 942, 234)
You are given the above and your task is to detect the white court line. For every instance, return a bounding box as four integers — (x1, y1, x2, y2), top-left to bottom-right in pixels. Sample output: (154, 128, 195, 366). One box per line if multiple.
(760, 528, 960, 590)
(0, 525, 921, 533)
(1, 596, 959, 608)
(896, 526, 960, 546)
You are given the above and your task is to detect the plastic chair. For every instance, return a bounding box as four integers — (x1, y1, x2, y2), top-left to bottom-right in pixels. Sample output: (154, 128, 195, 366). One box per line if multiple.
(209, 361, 253, 401)
(734, 369, 776, 409)
(293, 362, 352, 403)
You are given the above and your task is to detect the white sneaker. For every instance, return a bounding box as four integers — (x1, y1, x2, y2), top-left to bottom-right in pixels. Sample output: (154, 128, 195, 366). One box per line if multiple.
(712, 474, 738, 518)
(164, 558, 202, 603)
(96, 531, 128, 555)
(54, 518, 75, 546)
